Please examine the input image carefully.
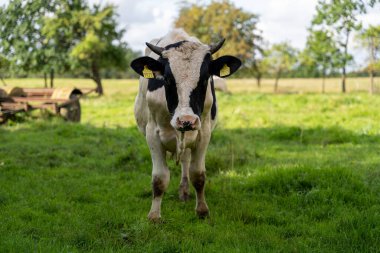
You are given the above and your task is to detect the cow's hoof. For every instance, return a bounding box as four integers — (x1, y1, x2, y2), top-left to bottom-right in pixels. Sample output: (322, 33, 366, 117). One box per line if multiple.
(196, 203, 209, 219)
(179, 191, 190, 201)
(147, 211, 161, 222)
(179, 184, 190, 201)
(179, 179, 190, 201)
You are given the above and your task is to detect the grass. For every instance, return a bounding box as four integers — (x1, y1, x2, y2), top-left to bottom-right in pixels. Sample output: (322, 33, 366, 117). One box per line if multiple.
(1, 78, 380, 252)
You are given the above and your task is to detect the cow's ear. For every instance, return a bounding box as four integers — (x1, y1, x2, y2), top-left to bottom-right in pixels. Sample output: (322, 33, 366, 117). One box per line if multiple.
(210, 56, 242, 78)
(130, 56, 164, 79)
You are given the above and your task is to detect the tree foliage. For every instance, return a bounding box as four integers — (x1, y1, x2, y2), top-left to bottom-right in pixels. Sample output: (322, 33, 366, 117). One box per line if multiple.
(0, 55, 10, 85)
(0, 0, 137, 94)
(311, 0, 377, 92)
(303, 29, 340, 92)
(0, 0, 57, 77)
(174, 0, 262, 63)
(356, 25, 380, 93)
(43, 2, 130, 95)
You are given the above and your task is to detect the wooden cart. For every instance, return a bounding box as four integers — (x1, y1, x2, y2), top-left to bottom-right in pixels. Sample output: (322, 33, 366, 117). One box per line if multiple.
(0, 87, 94, 124)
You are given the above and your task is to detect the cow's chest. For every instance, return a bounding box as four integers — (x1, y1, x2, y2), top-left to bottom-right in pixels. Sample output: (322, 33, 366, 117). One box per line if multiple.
(156, 126, 199, 153)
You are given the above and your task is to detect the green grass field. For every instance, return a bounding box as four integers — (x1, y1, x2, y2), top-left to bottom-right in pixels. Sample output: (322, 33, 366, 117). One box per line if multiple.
(1, 78, 380, 252)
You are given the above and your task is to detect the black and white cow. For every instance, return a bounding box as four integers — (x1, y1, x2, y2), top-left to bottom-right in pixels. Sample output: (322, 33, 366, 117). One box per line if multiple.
(130, 29, 241, 221)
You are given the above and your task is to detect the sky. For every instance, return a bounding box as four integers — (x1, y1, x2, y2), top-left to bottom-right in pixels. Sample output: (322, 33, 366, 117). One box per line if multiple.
(96, 0, 321, 51)
(1, 0, 380, 68)
(89, 0, 380, 68)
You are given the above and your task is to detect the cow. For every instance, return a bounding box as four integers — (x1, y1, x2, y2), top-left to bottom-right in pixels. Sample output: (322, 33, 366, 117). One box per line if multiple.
(130, 29, 241, 221)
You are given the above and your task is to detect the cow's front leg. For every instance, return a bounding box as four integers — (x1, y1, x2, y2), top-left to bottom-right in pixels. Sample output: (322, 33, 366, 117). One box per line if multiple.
(190, 132, 211, 218)
(146, 126, 170, 222)
(179, 148, 191, 201)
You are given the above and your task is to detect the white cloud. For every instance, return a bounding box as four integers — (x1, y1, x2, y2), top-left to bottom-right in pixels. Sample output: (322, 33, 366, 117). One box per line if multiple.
(233, 0, 319, 48)
(88, 0, 179, 51)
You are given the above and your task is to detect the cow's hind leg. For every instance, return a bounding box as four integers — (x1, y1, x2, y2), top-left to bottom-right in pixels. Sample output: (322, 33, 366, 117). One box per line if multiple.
(146, 126, 170, 221)
(179, 148, 191, 201)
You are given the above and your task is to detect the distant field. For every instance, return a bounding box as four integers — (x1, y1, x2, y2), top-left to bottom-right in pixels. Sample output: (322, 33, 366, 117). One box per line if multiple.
(1, 78, 380, 252)
(2, 76, 380, 95)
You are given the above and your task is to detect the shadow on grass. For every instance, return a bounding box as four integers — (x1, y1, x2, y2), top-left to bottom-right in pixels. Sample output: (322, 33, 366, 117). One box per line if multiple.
(0, 120, 379, 174)
(0, 121, 380, 252)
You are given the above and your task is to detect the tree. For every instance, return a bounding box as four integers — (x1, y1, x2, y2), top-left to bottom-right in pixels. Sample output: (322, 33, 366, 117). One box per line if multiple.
(0, 55, 10, 86)
(0, 0, 134, 94)
(249, 37, 269, 88)
(174, 0, 262, 64)
(264, 42, 298, 92)
(312, 0, 374, 93)
(43, 2, 129, 95)
(304, 29, 340, 93)
(0, 0, 58, 86)
(251, 50, 270, 88)
(369, 0, 380, 5)
(356, 25, 380, 94)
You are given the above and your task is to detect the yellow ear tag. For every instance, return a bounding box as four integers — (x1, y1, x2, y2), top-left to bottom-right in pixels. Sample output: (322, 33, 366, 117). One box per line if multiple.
(220, 64, 230, 77)
(143, 65, 154, 79)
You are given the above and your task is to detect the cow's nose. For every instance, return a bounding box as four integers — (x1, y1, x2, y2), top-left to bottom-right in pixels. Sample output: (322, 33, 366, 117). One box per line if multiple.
(176, 115, 198, 131)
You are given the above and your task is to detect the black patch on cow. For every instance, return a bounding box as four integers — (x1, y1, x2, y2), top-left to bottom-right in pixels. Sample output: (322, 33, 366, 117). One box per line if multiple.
(130, 56, 164, 77)
(165, 40, 187, 50)
(163, 60, 179, 116)
(189, 54, 211, 118)
(152, 176, 165, 197)
(147, 79, 165, 92)
(145, 56, 178, 116)
(191, 171, 206, 193)
(210, 77, 217, 120)
(147, 57, 168, 92)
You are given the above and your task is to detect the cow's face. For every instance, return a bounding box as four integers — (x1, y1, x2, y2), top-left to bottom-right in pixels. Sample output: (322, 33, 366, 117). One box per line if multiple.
(131, 40, 241, 132)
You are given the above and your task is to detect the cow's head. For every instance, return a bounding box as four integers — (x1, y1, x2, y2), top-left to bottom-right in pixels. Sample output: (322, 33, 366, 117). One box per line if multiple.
(131, 39, 241, 132)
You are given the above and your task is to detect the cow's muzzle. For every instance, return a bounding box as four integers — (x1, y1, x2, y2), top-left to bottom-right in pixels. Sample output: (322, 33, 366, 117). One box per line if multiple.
(176, 115, 200, 132)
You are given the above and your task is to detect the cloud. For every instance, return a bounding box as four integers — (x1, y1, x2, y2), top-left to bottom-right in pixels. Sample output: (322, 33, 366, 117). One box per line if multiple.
(88, 0, 179, 51)
(233, 0, 319, 48)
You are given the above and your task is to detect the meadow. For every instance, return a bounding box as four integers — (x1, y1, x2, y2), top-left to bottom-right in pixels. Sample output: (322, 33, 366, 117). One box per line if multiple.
(0, 77, 380, 252)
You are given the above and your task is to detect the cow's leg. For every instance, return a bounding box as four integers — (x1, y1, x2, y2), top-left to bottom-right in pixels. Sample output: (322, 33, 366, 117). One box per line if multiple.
(146, 126, 170, 221)
(179, 148, 191, 201)
(190, 132, 211, 218)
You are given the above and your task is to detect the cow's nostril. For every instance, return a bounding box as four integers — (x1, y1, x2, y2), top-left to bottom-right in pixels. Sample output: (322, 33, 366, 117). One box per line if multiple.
(176, 115, 198, 131)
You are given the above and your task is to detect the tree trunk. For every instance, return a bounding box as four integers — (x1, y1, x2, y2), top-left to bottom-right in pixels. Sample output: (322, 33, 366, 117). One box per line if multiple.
(50, 68, 54, 88)
(370, 71, 374, 94)
(322, 75, 326, 94)
(91, 61, 103, 96)
(341, 69, 346, 93)
(274, 78, 278, 93)
(321, 66, 326, 94)
(369, 37, 375, 95)
(44, 72, 47, 88)
(0, 76, 6, 86)
(252, 63, 261, 89)
(341, 30, 350, 93)
(274, 71, 281, 93)
(256, 73, 261, 88)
